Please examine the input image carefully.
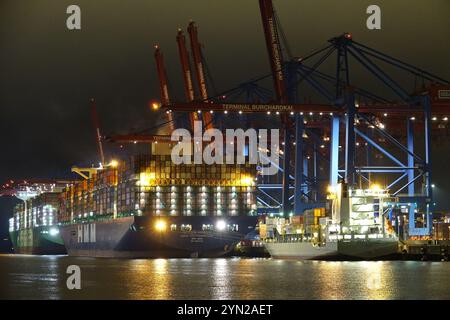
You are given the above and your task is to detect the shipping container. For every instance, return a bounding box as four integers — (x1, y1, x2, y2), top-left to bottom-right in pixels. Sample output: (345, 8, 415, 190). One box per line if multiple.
(59, 155, 257, 223)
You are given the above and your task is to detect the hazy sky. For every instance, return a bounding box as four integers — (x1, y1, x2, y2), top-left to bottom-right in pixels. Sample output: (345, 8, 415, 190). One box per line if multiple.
(0, 0, 449, 239)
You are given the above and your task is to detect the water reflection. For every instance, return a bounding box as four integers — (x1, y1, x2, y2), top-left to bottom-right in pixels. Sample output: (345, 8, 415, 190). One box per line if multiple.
(211, 258, 231, 299)
(1, 255, 450, 299)
(312, 261, 344, 299)
(151, 259, 171, 299)
(363, 261, 390, 299)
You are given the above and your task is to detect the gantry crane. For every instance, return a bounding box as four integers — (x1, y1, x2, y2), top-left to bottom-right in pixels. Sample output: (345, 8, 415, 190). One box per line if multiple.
(154, 45, 175, 132)
(258, 0, 299, 214)
(187, 21, 213, 130)
(132, 1, 450, 237)
(176, 28, 199, 129)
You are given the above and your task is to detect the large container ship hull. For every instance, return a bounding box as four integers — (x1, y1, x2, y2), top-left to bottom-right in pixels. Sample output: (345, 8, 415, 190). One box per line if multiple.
(9, 226, 66, 255)
(60, 215, 258, 258)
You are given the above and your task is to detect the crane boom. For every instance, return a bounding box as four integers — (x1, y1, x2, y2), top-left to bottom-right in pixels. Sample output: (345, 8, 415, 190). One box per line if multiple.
(259, 0, 291, 215)
(154, 45, 175, 131)
(187, 21, 213, 129)
(258, 0, 288, 103)
(176, 28, 199, 128)
(90, 98, 106, 165)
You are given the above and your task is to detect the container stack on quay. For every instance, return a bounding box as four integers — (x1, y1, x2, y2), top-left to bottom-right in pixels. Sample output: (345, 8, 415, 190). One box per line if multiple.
(433, 223, 450, 241)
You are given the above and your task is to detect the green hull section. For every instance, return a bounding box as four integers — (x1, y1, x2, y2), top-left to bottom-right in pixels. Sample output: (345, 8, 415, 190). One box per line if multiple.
(9, 226, 66, 255)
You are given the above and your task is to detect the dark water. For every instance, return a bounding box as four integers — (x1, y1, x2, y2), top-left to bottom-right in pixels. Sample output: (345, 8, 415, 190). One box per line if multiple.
(0, 254, 449, 299)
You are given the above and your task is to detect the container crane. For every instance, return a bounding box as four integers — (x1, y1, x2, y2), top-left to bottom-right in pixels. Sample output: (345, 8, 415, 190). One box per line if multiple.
(75, 98, 116, 180)
(258, 0, 293, 215)
(154, 45, 175, 132)
(90, 98, 106, 165)
(176, 28, 199, 129)
(258, 0, 288, 104)
(187, 21, 213, 130)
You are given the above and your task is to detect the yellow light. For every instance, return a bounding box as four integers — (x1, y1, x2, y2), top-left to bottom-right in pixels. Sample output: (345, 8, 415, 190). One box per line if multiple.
(109, 160, 119, 168)
(239, 175, 255, 186)
(370, 184, 381, 191)
(151, 102, 161, 110)
(155, 220, 166, 232)
(139, 172, 156, 186)
(327, 185, 336, 194)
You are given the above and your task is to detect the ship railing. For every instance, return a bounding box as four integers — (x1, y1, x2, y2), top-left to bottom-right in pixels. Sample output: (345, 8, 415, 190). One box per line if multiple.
(265, 234, 315, 243)
(328, 233, 397, 242)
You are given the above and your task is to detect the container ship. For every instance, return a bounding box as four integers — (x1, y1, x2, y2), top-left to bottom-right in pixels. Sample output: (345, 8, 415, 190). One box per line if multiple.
(5, 181, 69, 255)
(58, 149, 259, 258)
(260, 184, 399, 260)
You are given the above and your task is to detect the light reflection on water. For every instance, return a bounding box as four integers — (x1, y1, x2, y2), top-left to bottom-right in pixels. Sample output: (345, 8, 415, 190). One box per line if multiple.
(1, 254, 449, 299)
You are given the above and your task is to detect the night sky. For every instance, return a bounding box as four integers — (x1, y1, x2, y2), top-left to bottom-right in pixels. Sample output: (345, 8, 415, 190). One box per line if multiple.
(0, 0, 449, 242)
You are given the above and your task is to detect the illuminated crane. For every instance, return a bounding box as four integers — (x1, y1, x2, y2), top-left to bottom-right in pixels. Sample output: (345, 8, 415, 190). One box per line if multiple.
(154, 45, 175, 131)
(187, 21, 213, 130)
(176, 28, 199, 129)
(258, 0, 298, 215)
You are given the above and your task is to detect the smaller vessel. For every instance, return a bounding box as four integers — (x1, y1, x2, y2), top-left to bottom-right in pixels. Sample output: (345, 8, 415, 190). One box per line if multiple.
(3, 180, 69, 255)
(234, 228, 269, 257)
(261, 184, 399, 260)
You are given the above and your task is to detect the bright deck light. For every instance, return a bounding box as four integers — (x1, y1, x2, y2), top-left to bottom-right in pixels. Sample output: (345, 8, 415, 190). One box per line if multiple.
(155, 220, 167, 232)
(216, 220, 227, 231)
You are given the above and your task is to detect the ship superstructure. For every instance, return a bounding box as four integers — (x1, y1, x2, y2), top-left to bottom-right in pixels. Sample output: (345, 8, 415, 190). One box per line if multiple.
(261, 184, 399, 260)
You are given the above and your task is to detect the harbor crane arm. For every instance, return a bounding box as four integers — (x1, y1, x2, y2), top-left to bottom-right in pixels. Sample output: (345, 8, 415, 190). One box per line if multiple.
(90, 98, 106, 165)
(187, 21, 213, 129)
(154, 45, 175, 131)
(176, 28, 199, 128)
(258, 0, 288, 104)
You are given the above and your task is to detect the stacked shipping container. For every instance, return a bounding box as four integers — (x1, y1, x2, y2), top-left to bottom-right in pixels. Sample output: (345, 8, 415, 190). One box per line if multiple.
(60, 155, 257, 223)
(259, 208, 327, 239)
(9, 192, 61, 232)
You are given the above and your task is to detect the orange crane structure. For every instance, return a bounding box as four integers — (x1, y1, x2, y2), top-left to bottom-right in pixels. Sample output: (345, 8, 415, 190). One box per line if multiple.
(187, 21, 213, 130)
(154, 45, 175, 132)
(258, 0, 294, 214)
(176, 28, 199, 129)
(258, 0, 288, 104)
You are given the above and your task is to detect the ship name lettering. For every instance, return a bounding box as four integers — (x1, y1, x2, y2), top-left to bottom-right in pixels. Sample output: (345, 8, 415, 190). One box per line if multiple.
(77, 223, 96, 243)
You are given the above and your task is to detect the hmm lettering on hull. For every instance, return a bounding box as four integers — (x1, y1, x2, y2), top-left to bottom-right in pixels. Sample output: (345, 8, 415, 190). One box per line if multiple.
(77, 224, 96, 243)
